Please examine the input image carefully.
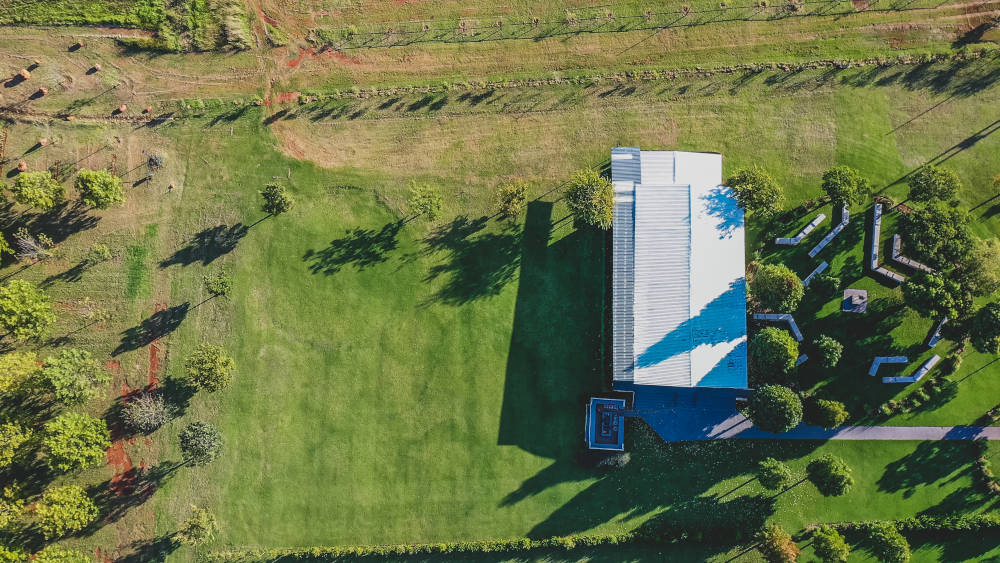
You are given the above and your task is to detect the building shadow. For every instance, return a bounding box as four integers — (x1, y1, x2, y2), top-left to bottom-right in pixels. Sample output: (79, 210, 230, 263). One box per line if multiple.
(113, 303, 189, 356)
(160, 224, 248, 268)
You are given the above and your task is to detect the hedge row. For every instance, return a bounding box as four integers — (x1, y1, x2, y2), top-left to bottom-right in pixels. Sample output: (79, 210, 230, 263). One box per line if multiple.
(208, 533, 643, 562)
(826, 513, 1000, 535)
(973, 439, 1000, 496)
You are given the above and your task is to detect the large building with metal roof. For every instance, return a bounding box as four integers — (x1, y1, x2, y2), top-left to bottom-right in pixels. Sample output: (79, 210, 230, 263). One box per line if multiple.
(611, 148, 748, 389)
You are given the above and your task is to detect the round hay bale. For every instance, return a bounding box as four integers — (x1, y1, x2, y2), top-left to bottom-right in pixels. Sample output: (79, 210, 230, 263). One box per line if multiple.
(92, 63, 102, 72)
(75, 40, 85, 49)
(33, 59, 42, 66)
(16, 161, 27, 172)
(37, 87, 48, 96)
(18, 69, 30, 80)
(39, 138, 49, 147)
(117, 104, 127, 113)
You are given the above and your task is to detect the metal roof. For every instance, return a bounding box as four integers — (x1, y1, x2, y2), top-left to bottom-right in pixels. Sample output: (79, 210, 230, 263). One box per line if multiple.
(611, 149, 748, 388)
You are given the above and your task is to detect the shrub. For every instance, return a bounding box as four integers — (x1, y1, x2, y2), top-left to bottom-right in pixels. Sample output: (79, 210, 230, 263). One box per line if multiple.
(866, 522, 910, 563)
(0, 422, 32, 468)
(122, 393, 173, 433)
(40, 348, 110, 405)
(564, 169, 614, 229)
(757, 457, 793, 490)
(746, 384, 802, 434)
(812, 525, 850, 562)
(176, 506, 218, 546)
(812, 335, 842, 368)
(494, 181, 528, 220)
(0, 546, 26, 563)
(805, 398, 849, 429)
(907, 165, 960, 203)
(0, 351, 38, 393)
(83, 243, 113, 265)
(34, 485, 98, 539)
(203, 268, 234, 299)
(41, 412, 111, 472)
(811, 273, 841, 297)
(9, 171, 64, 209)
(807, 454, 854, 496)
(75, 169, 125, 209)
(185, 344, 236, 391)
(0, 280, 56, 340)
(260, 183, 293, 215)
(407, 182, 444, 220)
(727, 166, 784, 218)
(756, 524, 800, 563)
(750, 327, 798, 381)
(750, 263, 804, 312)
(31, 546, 90, 563)
(179, 421, 223, 466)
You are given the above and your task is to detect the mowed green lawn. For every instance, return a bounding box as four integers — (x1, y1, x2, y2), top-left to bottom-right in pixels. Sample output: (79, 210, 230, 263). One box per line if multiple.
(141, 58, 1000, 555)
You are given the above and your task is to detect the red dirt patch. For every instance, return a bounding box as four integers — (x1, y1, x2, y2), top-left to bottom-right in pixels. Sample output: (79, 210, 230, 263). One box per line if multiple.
(95, 548, 112, 563)
(106, 360, 120, 375)
(287, 47, 314, 68)
(106, 441, 135, 497)
(257, 7, 279, 27)
(273, 91, 301, 104)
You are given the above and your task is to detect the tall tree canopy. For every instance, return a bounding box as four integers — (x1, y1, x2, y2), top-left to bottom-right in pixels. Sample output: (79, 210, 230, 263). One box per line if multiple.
(901, 271, 972, 320)
(821, 165, 871, 207)
(179, 421, 223, 466)
(746, 384, 803, 434)
(9, 171, 64, 209)
(0, 280, 56, 341)
(971, 302, 1000, 354)
(898, 204, 974, 269)
(40, 349, 110, 406)
(727, 166, 783, 218)
(260, 183, 294, 216)
(41, 412, 111, 472)
(812, 525, 851, 563)
(750, 327, 798, 381)
(74, 169, 125, 209)
(907, 165, 961, 203)
(750, 263, 804, 312)
(184, 344, 236, 392)
(34, 485, 99, 539)
(806, 454, 854, 496)
(565, 169, 614, 229)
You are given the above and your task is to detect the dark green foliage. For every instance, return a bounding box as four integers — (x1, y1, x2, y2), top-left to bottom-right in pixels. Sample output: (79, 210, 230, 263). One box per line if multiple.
(565, 169, 614, 229)
(811, 273, 840, 297)
(0, 280, 56, 341)
(757, 457, 793, 490)
(807, 454, 854, 496)
(727, 165, 783, 218)
(8, 171, 64, 209)
(260, 183, 293, 215)
(813, 335, 843, 368)
(812, 525, 850, 563)
(901, 271, 971, 320)
(750, 263, 804, 312)
(821, 165, 870, 206)
(866, 522, 910, 563)
(746, 384, 802, 433)
(805, 398, 849, 429)
(74, 169, 125, 209)
(898, 204, 974, 269)
(41, 412, 111, 472)
(756, 524, 800, 563)
(40, 348, 110, 405)
(179, 421, 223, 466)
(907, 165, 961, 203)
(955, 238, 1000, 297)
(750, 327, 798, 381)
(184, 344, 236, 391)
(971, 302, 1000, 354)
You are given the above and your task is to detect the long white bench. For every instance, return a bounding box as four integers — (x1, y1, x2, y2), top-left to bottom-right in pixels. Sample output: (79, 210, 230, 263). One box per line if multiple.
(870, 204, 906, 284)
(753, 313, 804, 342)
(776, 213, 827, 245)
(868, 355, 908, 377)
(883, 354, 941, 383)
(802, 261, 829, 287)
(891, 234, 935, 273)
(928, 317, 949, 348)
(808, 205, 849, 258)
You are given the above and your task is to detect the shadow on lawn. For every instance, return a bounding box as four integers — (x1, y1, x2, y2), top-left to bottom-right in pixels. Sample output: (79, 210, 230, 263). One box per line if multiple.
(877, 441, 976, 497)
(421, 216, 522, 305)
(113, 303, 190, 356)
(303, 220, 403, 274)
(160, 224, 249, 268)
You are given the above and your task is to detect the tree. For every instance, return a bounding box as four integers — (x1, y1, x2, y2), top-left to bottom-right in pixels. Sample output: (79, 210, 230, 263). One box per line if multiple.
(0, 422, 32, 468)
(407, 182, 443, 220)
(0, 496, 25, 531)
(867, 522, 910, 563)
(260, 183, 293, 216)
(806, 454, 854, 496)
(821, 165, 870, 207)
(494, 181, 528, 220)
(0, 546, 26, 563)
(971, 302, 1000, 354)
(12, 228, 54, 262)
(40, 348, 110, 406)
(74, 168, 125, 209)
(203, 268, 233, 299)
(955, 237, 1000, 297)
(33, 485, 98, 539)
(757, 457, 793, 490)
(41, 412, 111, 472)
(750, 327, 798, 381)
(898, 204, 974, 269)
(746, 384, 803, 434)
(122, 392, 173, 433)
(0, 351, 38, 393)
(184, 344, 235, 392)
(564, 169, 614, 229)
(907, 165, 960, 203)
(179, 421, 223, 466)
(813, 335, 843, 368)
(727, 166, 783, 218)
(175, 505, 218, 546)
(0, 234, 12, 258)
(812, 525, 851, 563)
(31, 546, 90, 563)
(9, 171, 64, 209)
(805, 398, 849, 429)
(901, 271, 971, 320)
(750, 263, 804, 312)
(83, 243, 112, 266)
(756, 523, 800, 563)
(0, 280, 56, 340)
(811, 273, 840, 298)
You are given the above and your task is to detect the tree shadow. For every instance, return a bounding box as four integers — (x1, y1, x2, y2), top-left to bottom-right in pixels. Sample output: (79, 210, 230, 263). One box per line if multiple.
(159, 224, 248, 268)
(876, 441, 976, 497)
(83, 460, 183, 532)
(41, 260, 90, 287)
(421, 215, 523, 305)
(160, 375, 197, 418)
(116, 534, 181, 563)
(302, 220, 403, 275)
(113, 303, 189, 356)
(0, 201, 99, 245)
